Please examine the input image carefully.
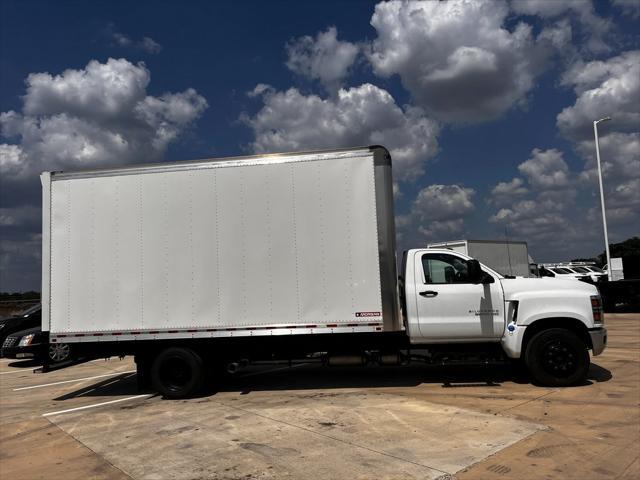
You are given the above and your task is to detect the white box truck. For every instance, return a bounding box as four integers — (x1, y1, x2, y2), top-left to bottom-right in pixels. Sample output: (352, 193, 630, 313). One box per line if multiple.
(40, 146, 607, 397)
(427, 240, 531, 278)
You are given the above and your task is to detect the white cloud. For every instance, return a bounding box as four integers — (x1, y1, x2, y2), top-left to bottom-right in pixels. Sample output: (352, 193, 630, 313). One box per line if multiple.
(139, 37, 163, 55)
(517, 148, 570, 189)
(286, 26, 359, 93)
(112, 31, 162, 54)
(510, 0, 582, 17)
(490, 177, 529, 205)
(243, 83, 439, 182)
(557, 51, 640, 225)
(558, 51, 640, 141)
(489, 198, 576, 243)
(0, 144, 27, 178)
(510, 0, 612, 53)
(398, 184, 475, 240)
(576, 132, 640, 182)
(611, 0, 640, 18)
(0, 58, 207, 180)
(537, 19, 573, 51)
(367, 0, 549, 122)
(0, 205, 40, 227)
(488, 147, 582, 248)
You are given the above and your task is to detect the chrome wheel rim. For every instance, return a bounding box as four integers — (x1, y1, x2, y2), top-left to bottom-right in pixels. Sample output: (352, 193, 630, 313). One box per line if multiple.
(49, 343, 70, 362)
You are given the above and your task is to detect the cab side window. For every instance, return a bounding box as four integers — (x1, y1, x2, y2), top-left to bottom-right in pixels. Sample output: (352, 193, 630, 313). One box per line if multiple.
(421, 253, 471, 284)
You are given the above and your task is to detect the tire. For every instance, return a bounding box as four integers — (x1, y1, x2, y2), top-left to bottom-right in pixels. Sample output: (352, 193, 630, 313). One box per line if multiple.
(48, 343, 72, 363)
(525, 328, 589, 387)
(150, 347, 205, 399)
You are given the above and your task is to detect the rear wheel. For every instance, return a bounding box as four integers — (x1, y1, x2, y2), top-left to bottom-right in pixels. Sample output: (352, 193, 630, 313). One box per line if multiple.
(48, 343, 72, 363)
(525, 328, 589, 387)
(151, 347, 205, 399)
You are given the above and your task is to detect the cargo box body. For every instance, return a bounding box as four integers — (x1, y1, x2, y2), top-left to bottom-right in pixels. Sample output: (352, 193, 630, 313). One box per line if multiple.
(41, 147, 399, 344)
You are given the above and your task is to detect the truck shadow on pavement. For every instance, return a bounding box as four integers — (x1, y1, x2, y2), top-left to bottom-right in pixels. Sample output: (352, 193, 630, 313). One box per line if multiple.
(50, 362, 613, 401)
(4, 359, 41, 369)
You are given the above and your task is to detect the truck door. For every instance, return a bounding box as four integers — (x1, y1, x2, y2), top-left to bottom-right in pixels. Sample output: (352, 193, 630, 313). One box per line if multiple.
(414, 252, 504, 340)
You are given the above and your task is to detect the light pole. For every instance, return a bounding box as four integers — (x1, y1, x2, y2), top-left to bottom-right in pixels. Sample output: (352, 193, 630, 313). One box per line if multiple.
(593, 116, 611, 280)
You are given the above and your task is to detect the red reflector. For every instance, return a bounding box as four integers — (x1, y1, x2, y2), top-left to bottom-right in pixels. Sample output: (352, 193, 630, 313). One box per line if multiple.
(112, 332, 122, 336)
(593, 312, 602, 321)
(326, 324, 338, 328)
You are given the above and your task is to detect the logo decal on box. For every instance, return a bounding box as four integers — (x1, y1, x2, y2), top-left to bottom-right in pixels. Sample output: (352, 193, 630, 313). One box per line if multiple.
(355, 312, 381, 317)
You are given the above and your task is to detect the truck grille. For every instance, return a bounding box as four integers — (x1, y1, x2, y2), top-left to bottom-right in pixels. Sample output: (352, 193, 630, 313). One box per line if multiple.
(2, 336, 17, 348)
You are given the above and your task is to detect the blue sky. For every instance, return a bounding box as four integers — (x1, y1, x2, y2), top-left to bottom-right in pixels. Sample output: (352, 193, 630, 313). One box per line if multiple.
(1, 0, 639, 291)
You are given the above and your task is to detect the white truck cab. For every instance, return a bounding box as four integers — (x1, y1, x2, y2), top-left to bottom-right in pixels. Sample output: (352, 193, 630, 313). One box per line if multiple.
(403, 249, 607, 386)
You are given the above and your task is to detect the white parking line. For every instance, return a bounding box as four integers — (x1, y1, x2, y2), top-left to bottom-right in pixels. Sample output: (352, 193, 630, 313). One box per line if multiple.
(43, 394, 152, 417)
(0, 369, 32, 375)
(13, 370, 136, 391)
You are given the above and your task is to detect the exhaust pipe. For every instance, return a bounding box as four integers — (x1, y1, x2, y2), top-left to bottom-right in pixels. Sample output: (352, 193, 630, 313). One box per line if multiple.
(226, 362, 240, 374)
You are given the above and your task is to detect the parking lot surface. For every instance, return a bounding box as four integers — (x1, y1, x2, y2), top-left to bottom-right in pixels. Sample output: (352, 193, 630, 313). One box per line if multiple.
(1, 313, 638, 480)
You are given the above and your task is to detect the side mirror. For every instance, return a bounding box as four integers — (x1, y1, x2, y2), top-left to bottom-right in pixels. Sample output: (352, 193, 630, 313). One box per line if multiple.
(467, 259, 483, 284)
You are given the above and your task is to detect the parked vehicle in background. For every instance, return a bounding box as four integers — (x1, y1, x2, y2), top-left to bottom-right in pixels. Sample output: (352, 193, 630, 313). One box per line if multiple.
(38, 146, 606, 398)
(539, 263, 606, 283)
(0, 304, 41, 354)
(539, 266, 588, 280)
(1, 326, 72, 363)
(427, 239, 531, 277)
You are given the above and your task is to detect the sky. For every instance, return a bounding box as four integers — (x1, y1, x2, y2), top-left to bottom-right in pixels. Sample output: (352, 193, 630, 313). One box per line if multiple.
(1, 0, 639, 292)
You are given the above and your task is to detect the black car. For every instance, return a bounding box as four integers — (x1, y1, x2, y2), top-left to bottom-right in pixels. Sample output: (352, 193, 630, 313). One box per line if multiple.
(0, 304, 41, 353)
(1, 326, 72, 363)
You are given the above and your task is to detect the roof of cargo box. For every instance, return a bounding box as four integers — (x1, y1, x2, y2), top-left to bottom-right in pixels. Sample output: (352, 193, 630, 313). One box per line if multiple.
(44, 145, 391, 180)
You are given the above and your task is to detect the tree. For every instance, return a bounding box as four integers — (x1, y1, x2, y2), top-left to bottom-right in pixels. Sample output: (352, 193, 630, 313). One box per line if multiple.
(599, 237, 640, 279)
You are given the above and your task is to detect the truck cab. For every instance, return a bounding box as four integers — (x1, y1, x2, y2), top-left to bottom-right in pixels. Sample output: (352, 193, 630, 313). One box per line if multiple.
(402, 248, 607, 386)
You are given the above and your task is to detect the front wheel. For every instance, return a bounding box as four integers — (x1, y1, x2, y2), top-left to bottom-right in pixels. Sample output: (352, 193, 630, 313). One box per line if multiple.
(151, 347, 205, 399)
(524, 328, 589, 387)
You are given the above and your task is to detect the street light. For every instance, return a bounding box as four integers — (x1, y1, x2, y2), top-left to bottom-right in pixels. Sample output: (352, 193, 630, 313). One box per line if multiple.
(593, 116, 611, 280)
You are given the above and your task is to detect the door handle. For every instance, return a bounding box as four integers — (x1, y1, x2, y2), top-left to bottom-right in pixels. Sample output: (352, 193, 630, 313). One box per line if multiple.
(419, 290, 438, 297)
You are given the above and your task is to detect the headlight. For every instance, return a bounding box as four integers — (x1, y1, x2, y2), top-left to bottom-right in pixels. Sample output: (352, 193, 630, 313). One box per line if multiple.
(591, 295, 604, 325)
(18, 333, 35, 347)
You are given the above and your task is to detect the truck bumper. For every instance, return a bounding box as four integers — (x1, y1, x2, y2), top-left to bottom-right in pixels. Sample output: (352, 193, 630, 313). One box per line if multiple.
(589, 327, 607, 356)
